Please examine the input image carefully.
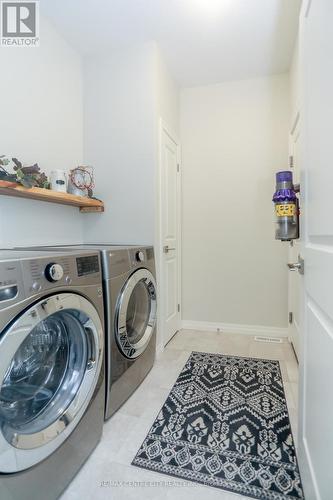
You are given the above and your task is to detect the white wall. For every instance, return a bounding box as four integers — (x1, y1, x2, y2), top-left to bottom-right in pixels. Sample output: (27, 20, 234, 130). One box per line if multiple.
(83, 43, 179, 247)
(0, 15, 84, 248)
(83, 43, 157, 245)
(83, 42, 179, 350)
(154, 47, 180, 138)
(181, 74, 289, 329)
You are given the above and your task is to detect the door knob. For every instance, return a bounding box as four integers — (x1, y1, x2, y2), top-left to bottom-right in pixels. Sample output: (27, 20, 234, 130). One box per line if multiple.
(163, 245, 176, 254)
(287, 255, 304, 275)
(287, 262, 301, 270)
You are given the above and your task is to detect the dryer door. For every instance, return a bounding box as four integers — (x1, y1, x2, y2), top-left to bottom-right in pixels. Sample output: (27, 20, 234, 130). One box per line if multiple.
(115, 269, 157, 359)
(0, 293, 103, 473)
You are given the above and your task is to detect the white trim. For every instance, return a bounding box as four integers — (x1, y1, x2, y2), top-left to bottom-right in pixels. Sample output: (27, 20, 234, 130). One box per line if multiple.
(181, 320, 289, 338)
(161, 120, 179, 146)
(298, 437, 321, 500)
(303, 0, 312, 18)
(290, 111, 300, 135)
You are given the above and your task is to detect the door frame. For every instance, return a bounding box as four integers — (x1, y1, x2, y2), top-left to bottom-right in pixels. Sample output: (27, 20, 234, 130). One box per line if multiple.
(288, 110, 301, 359)
(156, 118, 182, 351)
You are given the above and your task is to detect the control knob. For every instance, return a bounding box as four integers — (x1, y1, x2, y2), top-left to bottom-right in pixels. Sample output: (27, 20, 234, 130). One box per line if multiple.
(45, 263, 64, 282)
(32, 282, 42, 292)
(136, 251, 145, 262)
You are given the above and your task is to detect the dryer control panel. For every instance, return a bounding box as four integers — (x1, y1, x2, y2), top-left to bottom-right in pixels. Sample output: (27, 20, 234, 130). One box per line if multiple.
(129, 247, 154, 268)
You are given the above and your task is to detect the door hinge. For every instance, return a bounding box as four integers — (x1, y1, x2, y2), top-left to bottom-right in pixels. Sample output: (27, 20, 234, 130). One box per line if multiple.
(289, 155, 294, 168)
(177, 303, 180, 313)
(177, 163, 180, 172)
(289, 311, 293, 324)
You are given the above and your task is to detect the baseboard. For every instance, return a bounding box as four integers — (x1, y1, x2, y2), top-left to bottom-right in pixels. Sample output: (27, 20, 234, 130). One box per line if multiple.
(181, 320, 289, 338)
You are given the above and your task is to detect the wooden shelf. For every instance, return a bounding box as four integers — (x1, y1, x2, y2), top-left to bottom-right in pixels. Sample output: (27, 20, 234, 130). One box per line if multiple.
(0, 181, 104, 213)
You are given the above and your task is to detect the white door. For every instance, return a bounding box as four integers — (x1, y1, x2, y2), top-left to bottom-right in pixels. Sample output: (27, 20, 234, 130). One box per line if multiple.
(160, 124, 181, 345)
(298, 1, 333, 498)
(288, 118, 301, 359)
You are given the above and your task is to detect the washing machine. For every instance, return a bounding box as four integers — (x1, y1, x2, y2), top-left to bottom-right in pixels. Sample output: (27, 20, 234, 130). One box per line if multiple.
(0, 249, 105, 500)
(20, 245, 158, 419)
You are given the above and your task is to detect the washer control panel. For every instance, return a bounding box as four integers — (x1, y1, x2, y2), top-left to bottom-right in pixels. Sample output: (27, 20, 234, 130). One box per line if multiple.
(0, 251, 102, 310)
(76, 254, 100, 276)
(31, 281, 42, 292)
(22, 252, 101, 295)
(45, 263, 64, 282)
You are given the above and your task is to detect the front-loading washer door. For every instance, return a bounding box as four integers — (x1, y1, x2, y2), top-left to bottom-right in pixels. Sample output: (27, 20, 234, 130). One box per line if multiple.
(115, 269, 157, 359)
(0, 293, 103, 473)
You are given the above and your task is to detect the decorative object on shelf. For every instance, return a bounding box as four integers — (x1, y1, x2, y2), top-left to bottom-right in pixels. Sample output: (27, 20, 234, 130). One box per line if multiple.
(68, 166, 95, 197)
(0, 155, 50, 188)
(50, 169, 67, 193)
(0, 157, 103, 212)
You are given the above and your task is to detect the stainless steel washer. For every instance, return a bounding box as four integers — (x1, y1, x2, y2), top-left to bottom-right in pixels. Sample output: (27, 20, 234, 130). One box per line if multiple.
(0, 250, 105, 500)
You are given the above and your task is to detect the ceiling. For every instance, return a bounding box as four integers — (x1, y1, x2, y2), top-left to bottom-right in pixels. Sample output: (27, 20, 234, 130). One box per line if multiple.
(41, 0, 301, 87)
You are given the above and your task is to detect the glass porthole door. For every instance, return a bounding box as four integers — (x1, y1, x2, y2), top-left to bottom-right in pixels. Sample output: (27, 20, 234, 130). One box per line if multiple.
(115, 269, 157, 359)
(0, 293, 103, 473)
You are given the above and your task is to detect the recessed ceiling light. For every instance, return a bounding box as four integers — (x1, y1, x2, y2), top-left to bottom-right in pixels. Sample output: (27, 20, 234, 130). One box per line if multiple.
(189, 0, 232, 17)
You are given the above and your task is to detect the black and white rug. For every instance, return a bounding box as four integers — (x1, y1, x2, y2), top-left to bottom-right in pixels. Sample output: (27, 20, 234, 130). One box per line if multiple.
(132, 352, 303, 499)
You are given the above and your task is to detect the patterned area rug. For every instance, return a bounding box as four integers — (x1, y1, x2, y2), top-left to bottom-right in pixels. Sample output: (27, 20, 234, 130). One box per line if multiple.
(132, 352, 303, 499)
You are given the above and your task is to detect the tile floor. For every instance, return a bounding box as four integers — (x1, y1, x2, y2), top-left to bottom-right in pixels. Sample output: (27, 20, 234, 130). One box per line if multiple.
(61, 329, 299, 500)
